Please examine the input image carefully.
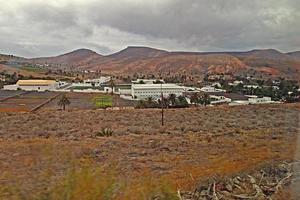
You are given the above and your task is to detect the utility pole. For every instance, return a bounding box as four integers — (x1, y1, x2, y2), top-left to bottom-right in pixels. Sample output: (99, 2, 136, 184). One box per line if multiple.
(161, 82, 164, 126)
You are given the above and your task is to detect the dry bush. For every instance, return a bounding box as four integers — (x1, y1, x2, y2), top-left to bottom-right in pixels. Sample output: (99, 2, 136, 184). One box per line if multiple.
(96, 128, 114, 137)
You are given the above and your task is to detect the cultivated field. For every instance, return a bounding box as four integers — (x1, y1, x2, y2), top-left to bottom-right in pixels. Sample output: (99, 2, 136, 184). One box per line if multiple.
(0, 91, 135, 112)
(0, 103, 299, 199)
(42, 92, 135, 111)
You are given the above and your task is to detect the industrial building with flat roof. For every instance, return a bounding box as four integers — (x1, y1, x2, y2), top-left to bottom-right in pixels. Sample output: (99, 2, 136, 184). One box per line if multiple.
(131, 83, 185, 99)
(3, 80, 58, 91)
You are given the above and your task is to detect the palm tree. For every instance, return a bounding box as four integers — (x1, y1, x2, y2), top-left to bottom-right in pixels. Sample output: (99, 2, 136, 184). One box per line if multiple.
(109, 77, 115, 95)
(57, 94, 70, 110)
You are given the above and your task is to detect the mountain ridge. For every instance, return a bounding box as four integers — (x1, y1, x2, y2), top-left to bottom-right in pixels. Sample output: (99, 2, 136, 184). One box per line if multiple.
(2, 46, 300, 81)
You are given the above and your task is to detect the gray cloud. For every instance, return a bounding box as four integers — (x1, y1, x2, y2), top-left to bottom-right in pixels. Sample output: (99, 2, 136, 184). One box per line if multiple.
(0, 0, 299, 57)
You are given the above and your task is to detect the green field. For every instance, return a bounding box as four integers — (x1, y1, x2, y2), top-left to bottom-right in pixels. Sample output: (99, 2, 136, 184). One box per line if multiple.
(93, 96, 112, 108)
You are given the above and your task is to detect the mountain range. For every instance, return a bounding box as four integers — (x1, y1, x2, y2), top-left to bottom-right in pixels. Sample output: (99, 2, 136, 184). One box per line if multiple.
(2, 46, 300, 81)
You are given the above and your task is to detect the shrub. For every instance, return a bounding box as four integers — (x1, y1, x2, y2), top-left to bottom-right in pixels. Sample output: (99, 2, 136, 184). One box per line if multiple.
(96, 128, 114, 137)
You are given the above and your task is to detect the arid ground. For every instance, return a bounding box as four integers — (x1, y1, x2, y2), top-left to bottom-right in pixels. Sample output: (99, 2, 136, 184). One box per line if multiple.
(0, 103, 299, 199)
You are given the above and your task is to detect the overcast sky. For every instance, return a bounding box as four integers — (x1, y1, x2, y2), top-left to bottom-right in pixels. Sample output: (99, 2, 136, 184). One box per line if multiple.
(0, 0, 299, 57)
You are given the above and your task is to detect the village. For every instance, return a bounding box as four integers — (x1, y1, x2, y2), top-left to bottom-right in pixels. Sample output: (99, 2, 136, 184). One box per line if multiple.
(1, 72, 299, 112)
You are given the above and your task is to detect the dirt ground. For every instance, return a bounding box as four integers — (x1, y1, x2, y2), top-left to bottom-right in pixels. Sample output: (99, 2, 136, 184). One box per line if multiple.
(42, 92, 136, 111)
(0, 91, 135, 113)
(0, 91, 58, 112)
(0, 103, 299, 199)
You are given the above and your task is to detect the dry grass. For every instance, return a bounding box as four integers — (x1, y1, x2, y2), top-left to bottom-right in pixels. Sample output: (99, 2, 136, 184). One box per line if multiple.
(0, 103, 299, 199)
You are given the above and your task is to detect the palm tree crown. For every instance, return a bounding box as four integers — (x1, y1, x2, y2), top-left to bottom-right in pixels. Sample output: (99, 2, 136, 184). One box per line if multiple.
(57, 94, 70, 110)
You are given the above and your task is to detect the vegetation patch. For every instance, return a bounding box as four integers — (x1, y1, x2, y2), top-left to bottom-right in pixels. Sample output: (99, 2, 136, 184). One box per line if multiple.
(93, 96, 112, 108)
(96, 127, 114, 137)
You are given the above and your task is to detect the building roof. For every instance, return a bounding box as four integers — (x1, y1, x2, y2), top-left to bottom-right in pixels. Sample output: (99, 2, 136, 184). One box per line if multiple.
(17, 80, 56, 86)
(132, 83, 184, 89)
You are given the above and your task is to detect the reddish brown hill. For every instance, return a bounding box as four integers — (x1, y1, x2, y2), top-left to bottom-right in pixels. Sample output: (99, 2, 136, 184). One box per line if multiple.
(29, 49, 102, 67)
(9, 47, 300, 81)
(108, 46, 169, 60)
(78, 53, 250, 82)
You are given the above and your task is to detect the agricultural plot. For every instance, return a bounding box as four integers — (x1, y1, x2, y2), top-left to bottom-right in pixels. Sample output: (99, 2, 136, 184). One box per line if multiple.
(43, 92, 135, 111)
(0, 91, 58, 112)
(93, 96, 112, 108)
(0, 91, 135, 112)
(43, 92, 103, 110)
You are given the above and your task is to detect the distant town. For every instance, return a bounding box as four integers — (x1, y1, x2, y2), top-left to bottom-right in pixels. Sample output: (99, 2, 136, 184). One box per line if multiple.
(1, 69, 299, 111)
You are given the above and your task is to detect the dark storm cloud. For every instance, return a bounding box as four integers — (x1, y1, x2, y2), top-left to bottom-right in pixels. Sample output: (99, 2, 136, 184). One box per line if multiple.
(0, 0, 299, 57)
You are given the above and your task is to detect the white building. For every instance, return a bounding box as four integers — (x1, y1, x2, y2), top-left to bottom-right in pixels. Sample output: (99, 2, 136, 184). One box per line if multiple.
(228, 80, 243, 86)
(209, 95, 231, 104)
(200, 86, 226, 93)
(3, 80, 58, 91)
(248, 97, 272, 104)
(83, 77, 111, 86)
(244, 85, 260, 89)
(72, 77, 111, 88)
(229, 96, 274, 106)
(131, 83, 185, 99)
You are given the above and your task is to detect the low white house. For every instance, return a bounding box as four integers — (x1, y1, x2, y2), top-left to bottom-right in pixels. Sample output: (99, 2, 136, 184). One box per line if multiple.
(228, 80, 243, 86)
(244, 85, 260, 89)
(200, 86, 226, 93)
(248, 97, 272, 104)
(4, 80, 58, 91)
(83, 77, 111, 86)
(229, 96, 274, 106)
(131, 83, 185, 99)
(209, 95, 231, 104)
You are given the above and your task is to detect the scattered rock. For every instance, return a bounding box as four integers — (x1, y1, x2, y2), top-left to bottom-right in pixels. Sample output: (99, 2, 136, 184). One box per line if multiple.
(180, 161, 299, 200)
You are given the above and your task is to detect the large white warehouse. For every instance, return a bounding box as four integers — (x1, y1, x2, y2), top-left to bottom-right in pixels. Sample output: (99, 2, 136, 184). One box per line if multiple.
(3, 80, 58, 91)
(131, 83, 185, 99)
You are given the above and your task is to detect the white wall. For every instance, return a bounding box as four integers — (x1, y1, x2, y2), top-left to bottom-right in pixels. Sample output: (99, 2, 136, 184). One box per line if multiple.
(132, 87, 184, 99)
(119, 89, 132, 95)
(3, 85, 19, 90)
(249, 97, 272, 104)
(18, 85, 54, 91)
(3, 83, 58, 91)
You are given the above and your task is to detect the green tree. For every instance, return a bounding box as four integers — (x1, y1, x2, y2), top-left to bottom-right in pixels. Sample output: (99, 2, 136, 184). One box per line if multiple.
(57, 94, 70, 110)
(199, 93, 211, 106)
(168, 93, 177, 106)
(177, 96, 188, 107)
(190, 93, 200, 106)
(109, 77, 115, 95)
